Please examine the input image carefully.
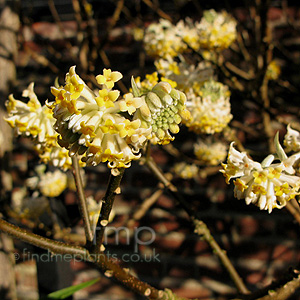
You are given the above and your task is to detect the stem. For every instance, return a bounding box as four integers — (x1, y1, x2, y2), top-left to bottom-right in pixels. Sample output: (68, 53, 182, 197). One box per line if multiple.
(255, 276, 300, 300)
(0, 218, 87, 257)
(285, 200, 300, 226)
(88, 168, 125, 253)
(127, 189, 164, 228)
(194, 220, 249, 295)
(143, 156, 249, 294)
(0, 218, 163, 299)
(72, 156, 93, 243)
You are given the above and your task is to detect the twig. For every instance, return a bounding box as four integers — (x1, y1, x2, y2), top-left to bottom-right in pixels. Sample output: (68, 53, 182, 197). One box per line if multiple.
(48, 0, 66, 38)
(142, 0, 172, 21)
(285, 200, 300, 226)
(143, 156, 249, 294)
(236, 30, 251, 62)
(224, 61, 255, 80)
(88, 168, 125, 253)
(255, 275, 300, 300)
(0, 218, 87, 257)
(0, 218, 163, 299)
(127, 188, 164, 228)
(72, 155, 93, 243)
(24, 44, 59, 73)
(194, 219, 249, 295)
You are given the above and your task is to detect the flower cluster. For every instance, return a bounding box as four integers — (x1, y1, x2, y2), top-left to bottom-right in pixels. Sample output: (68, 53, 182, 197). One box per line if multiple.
(155, 57, 213, 94)
(195, 9, 237, 52)
(194, 138, 227, 165)
(50, 66, 189, 171)
(10, 187, 49, 222)
(51, 66, 146, 171)
(183, 80, 232, 134)
(5, 83, 74, 170)
(143, 10, 236, 60)
(132, 80, 191, 145)
(221, 140, 300, 213)
(27, 167, 68, 198)
(173, 162, 199, 179)
(143, 19, 188, 58)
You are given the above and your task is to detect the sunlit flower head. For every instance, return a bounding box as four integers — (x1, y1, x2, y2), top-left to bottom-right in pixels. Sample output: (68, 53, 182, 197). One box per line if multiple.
(144, 19, 187, 58)
(51, 66, 150, 172)
(196, 9, 237, 51)
(221, 139, 300, 213)
(39, 169, 68, 197)
(173, 162, 199, 179)
(284, 124, 300, 153)
(175, 18, 200, 51)
(183, 80, 232, 134)
(26, 166, 68, 198)
(194, 138, 227, 166)
(5, 83, 77, 170)
(5, 82, 57, 145)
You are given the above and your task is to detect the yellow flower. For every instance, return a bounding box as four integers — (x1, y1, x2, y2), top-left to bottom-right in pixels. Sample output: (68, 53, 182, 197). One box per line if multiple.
(96, 68, 123, 89)
(38, 170, 68, 197)
(266, 60, 281, 81)
(143, 19, 188, 58)
(196, 9, 237, 51)
(221, 142, 300, 213)
(284, 124, 300, 152)
(183, 80, 232, 134)
(5, 83, 82, 170)
(51, 66, 148, 171)
(95, 89, 120, 108)
(118, 93, 143, 115)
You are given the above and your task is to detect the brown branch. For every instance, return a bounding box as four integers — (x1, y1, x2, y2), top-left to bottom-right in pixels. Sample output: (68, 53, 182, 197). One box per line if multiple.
(285, 200, 300, 226)
(127, 189, 164, 228)
(143, 156, 249, 295)
(0, 218, 87, 257)
(194, 220, 249, 295)
(72, 156, 94, 242)
(142, 0, 172, 21)
(255, 275, 300, 300)
(0, 218, 163, 299)
(88, 168, 125, 253)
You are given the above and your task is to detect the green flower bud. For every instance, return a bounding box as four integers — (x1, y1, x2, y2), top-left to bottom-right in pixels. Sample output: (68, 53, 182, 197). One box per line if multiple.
(174, 114, 181, 124)
(152, 81, 172, 94)
(169, 124, 179, 134)
(157, 128, 165, 140)
(146, 92, 162, 108)
(169, 88, 180, 101)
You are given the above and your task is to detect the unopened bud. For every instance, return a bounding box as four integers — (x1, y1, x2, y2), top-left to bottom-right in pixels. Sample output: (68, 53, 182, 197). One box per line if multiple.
(152, 81, 172, 94)
(146, 92, 162, 108)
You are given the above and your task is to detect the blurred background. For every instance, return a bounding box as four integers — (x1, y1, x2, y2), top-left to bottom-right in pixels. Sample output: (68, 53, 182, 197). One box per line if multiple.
(1, 0, 300, 299)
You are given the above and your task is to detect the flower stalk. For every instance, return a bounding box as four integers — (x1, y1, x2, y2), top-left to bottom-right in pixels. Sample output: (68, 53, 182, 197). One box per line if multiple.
(88, 168, 125, 252)
(72, 155, 94, 242)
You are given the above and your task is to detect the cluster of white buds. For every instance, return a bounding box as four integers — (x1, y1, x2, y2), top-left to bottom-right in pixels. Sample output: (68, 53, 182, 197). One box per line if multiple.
(132, 80, 191, 145)
(184, 80, 232, 134)
(5, 83, 74, 170)
(221, 134, 300, 213)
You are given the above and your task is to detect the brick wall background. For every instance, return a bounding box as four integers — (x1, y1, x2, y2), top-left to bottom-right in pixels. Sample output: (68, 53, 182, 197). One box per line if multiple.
(3, 0, 300, 299)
